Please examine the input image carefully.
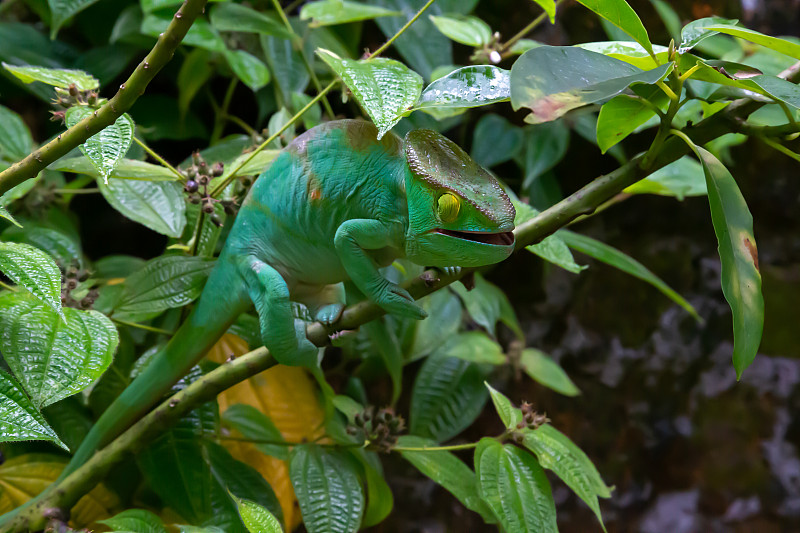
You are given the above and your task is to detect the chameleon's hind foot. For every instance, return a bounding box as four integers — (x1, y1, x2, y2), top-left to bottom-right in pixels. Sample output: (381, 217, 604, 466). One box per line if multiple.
(315, 303, 345, 326)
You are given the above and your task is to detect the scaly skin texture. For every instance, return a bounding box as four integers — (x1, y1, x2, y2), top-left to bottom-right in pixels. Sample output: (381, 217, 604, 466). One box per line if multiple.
(4, 120, 515, 524)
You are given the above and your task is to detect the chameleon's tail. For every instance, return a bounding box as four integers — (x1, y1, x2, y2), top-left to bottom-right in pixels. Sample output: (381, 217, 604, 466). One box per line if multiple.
(0, 254, 250, 528)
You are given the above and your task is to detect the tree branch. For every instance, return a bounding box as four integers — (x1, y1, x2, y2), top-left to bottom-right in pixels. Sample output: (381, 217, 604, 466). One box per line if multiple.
(0, 0, 210, 196)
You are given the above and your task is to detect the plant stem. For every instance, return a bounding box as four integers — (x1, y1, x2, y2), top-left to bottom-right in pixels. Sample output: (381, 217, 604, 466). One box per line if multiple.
(226, 114, 260, 137)
(757, 134, 800, 163)
(111, 317, 174, 336)
(498, 0, 564, 58)
(0, 0, 210, 196)
(368, 0, 436, 59)
(0, 280, 17, 292)
(395, 442, 479, 452)
(133, 137, 184, 181)
(53, 188, 101, 195)
(210, 78, 238, 145)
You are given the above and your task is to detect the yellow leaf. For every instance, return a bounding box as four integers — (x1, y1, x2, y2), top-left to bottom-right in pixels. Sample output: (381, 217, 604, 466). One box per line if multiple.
(208, 333, 326, 531)
(0, 454, 118, 528)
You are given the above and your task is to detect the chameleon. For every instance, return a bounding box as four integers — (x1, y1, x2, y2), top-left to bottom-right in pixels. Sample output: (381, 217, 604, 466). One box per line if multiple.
(3, 119, 516, 521)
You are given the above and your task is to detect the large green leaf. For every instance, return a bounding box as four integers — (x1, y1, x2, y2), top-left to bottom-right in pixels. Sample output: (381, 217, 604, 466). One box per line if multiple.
(520, 348, 580, 397)
(429, 14, 491, 47)
(405, 289, 462, 361)
(318, 50, 423, 139)
(510, 46, 671, 124)
(47, 0, 102, 37)
(114, 255, 215, 316)
(2, 62, 99, 90)
(574, 0, 654, 57)
(98, 509, 168, 533)
(178, 49, 215, 117)
(679, 17, 738, 52)
(512, 197, 584, 274)
(65, 107, 134, 185)
(0, 291, 118, 409)
(261, 36, 310, 98)
(471, 114, 524, 168)
(437, 331, 505, 365)
(414, 65, 510, 111)
(409, 352, 489, 442)
(225, 49, 271, 92)
(708, 24, 800, 60)
(99, 177, 186, 237)
(1, 225, 81, 268)
(0, 104, 33, 161)
(521, 425, 611, 528)
(397, 435, 496, 522)
(0, 241, 64, 319)
(558, 230, 701, 321)
(530, 0, 556, 23)
(209, 3, 292, 38)
(474, 439, 558, 532)
(596, 93, 659, 153)
(574, 41, 668, 70)
(450, 273, 523, 339)
(0, 369, 67, 450)
(691, 146, 764, 377)
(301, 0, 400, 27)
(222, 404, 288, 460)
(50, 156, 178, 181)
(230, 493, 283, 533)
(624, 156, 707, 200)
(290, 445, 364, 533)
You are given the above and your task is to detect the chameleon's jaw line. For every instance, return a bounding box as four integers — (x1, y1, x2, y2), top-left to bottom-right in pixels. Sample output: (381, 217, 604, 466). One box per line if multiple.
(433, 228, 515, 246)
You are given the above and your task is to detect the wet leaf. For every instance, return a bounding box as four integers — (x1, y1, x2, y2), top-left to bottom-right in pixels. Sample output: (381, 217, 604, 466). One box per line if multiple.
(559, 230, 701, 321)
(0, 291, 118, 409)
(0, 369, 67, 450)
(520, 348, 580, 396)
(475, 439, 558, 532)
(510, 46, 671, 124)
(2, 62, 99, 90)
(414, 65, 510, 111)
(65, 107, 134, 185)
(522, 425, 611, 529)
(397, 435, 496, 522)
(301, 0, 400, 27)
(679, 17, 738, 52)
(98, 509, 167, 533)
(429, 14, 491, 47)
(0, 104, 33, 160)
(317, 49, 423, 138)
(99, 177, 186, 237)
(1, 225, 81, 268)
(230, 493, 283, 533)
(691, 146, 764, 377)
(210, 3, 292, 39)
(574, 0, 654, 57)
(575, 41, 669, 69)
(708, 24, 800, 60)
(410, 352, 489, 442)
(485, 382, 521, 429)
(50, 156, 178, 181)
(114, 255, 215, 316)
(0, 241, 64, 319)
(225, 49, 271, 92)
(290, 445, 364, 533)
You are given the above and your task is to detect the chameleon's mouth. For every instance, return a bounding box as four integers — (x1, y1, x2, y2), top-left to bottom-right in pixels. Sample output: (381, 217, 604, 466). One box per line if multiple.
(435, 228, 515, 246)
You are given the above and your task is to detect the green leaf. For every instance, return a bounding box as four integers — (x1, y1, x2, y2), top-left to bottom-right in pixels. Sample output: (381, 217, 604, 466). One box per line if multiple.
(648, 0, 680, 41)
(230, 494, 283, 533)
(114, 255, 215, 317)
(414, 65, 510, 111)
(290, 445, 364, 533)
(530, 0, 556, 23)
(680, 17, 738, 52)
(261, 36, 310, 98)
(1, 225, 81, 268)
(575, 41, 669, 69)
(362, 318, 403, 404)
(520, 348, 580, 396)
(352, 451, 393, 528)
(47, 0, 102, 37)
(2, 62, 99, 90)
(0, 369, 67, 451)
(222, 404, 288, 461)
(512, 197, 585, 274)
(0, 206, 20, 228)
(0, 291, 118, 409)
(0, 241, 64, 319)
(471, 114, 524, 168)
(405, 289, 463, 361)
(300, 0, 401, 27)
(317, 49, 423, 139)
(485, 382, 521, 429)
(707, 24, 800, 60)
(50, 156, 178, 181)
(437, 331, 505, 365)
(450, 273, 523, 339)
(99, 177, 186, 237)
(210, 3, 292, 39)
(688, 146, 764, 377)
(519, 121, 570, 189)
(624, 156, 707, 200)
(141, 13, 226, 52)
(521, 425, 611, 528)
(475, 439, 558, 532)
(429, 14, 491, 47)
(559, 230, 701, 321)
(0, 104, 33, 160)
(574, 0, 654, 57)
(397, 435, 496, 522)
(597, 93, 659, 153)
(410, 352, 489, 442)
(98, 509, 167, 533)
(179, 49, 215, 118)
(510, 46, 671, 124)
(225, 49, 271, 92)
(65, 107, 134, 185)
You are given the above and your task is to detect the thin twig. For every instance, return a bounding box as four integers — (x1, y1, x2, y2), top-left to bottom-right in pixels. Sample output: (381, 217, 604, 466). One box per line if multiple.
(498, 0, 565, 58)
(111, 317, 174, 336)
(133, 137, 184, 181)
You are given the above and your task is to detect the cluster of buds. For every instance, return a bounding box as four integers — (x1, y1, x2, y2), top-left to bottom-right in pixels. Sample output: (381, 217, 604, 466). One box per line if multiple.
(347, 407, 405, 453)
(50, 84, 103, 122)
(516, 401, 549, 432)
(471, 31, 504, 64)
(61, 261, 98, 310)
(182, 152, 235, 225)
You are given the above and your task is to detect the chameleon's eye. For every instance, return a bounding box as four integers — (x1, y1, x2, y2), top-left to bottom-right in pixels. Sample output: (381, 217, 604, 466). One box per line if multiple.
(437, 192, 460, 223)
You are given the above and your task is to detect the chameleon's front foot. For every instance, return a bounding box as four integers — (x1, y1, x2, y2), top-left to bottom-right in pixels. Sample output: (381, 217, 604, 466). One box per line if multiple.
(375, 280, 427, 320)
(315, 303, 345, 326)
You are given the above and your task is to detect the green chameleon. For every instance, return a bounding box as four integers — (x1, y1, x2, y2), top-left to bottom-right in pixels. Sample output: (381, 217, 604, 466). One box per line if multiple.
(2, 119, 516, 523)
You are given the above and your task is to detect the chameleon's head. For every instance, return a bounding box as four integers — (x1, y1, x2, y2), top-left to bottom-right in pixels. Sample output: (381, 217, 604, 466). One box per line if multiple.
(402, 129, 516, 268)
